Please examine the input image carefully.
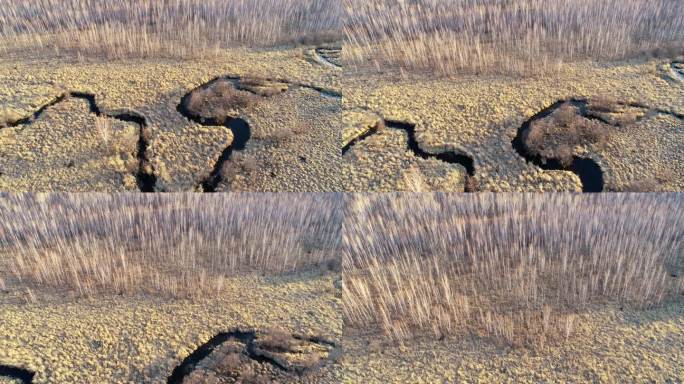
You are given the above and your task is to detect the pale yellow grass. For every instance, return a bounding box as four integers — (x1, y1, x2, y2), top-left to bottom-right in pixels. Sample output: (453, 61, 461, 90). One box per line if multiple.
(344, 0, 684, 75)
(0, 193, 342, 298)
(0, 0, 341, 59)
(343, 193, 684, 347)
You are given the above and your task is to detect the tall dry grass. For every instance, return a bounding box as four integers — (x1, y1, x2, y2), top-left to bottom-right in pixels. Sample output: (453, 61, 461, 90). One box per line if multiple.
(0, 193, 342, 298)
(343, 193, 684, 347)
(344, 0, 684, 75)
(0, 0, 341, 59)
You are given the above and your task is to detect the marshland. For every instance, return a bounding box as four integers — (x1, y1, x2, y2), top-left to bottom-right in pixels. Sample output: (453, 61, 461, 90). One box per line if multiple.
(0, 0, 342, 192)
(342, 0, 684, 193)
(0, 193, 343, 383)
(341, 193, 684, 382)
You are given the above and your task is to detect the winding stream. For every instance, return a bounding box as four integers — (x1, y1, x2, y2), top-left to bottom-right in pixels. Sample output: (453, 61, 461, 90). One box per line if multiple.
(343, 119, 476, 189)
(176, 84, 253, 192)
(511, 99, 605, 192)
(2, 92, 157, 192)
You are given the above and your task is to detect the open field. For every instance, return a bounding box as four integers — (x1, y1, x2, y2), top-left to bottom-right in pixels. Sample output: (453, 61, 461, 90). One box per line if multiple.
(0, 1, 342, 192)
(341, 193, 684, 382)
(0, 193, 343, 383)
(342, 0, 684, 193)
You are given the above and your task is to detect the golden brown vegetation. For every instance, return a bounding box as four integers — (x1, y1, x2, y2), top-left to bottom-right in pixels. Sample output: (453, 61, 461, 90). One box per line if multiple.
(0, 0, 342, 59)
(0, 193, 342, 298)
(343, 194, 684, 347)
(343, 0, 684, 75)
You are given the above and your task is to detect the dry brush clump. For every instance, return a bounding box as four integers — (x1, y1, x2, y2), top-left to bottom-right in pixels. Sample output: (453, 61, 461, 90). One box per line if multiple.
(0, 0, 342, 59)
(344, 0, 684, 75)
(0, 193, 342, 298)
(524, 102, 611, 166)
(343, 193, 684, 347)
(184, 79, 260, 124)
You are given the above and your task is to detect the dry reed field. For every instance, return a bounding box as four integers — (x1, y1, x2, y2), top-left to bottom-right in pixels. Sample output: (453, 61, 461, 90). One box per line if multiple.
(343, 193, 684, 347)
(0, 0, 341, 59)
(343, 0, 684, 75)
(0, 193, 342, 298)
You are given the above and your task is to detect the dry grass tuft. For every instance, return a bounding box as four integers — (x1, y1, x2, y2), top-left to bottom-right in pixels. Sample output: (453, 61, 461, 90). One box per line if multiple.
(344, 0, 684, 75)
(343, 194, 684, 347)
(95, 115, 111, 147)
(0, 0, 342, 59)
(0, 193, 342, 298)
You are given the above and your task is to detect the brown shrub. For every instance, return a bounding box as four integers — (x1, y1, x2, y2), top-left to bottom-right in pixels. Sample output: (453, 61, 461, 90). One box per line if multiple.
(555, 145, 574, 168)
(554, 104, 579, 126)
(185, 80, 259, 123)
(524, 102, 611, 164)
(215, 352, 242, 373)
(184, 370, 222, 384)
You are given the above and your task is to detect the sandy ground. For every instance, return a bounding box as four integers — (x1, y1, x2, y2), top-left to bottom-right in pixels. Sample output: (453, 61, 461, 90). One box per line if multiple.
(340, 296, 684, 383)
(342, 58, 684, 192)
(0, 271, 342, 383)
(0, 47, 341, 192)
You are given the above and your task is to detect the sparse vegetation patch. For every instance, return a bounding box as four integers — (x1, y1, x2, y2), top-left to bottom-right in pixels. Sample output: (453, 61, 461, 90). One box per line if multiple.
(182, 79, 261, 125)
